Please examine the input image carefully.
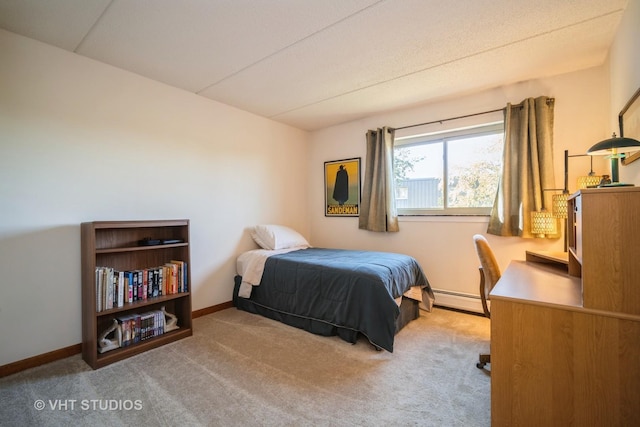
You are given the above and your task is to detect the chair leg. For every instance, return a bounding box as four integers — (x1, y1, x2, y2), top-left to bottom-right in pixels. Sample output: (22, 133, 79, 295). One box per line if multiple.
(477, 353, 490, 369)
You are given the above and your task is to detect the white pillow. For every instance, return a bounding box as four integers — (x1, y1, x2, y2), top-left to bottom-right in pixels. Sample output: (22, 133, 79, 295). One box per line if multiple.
(251, 225, 310, 250)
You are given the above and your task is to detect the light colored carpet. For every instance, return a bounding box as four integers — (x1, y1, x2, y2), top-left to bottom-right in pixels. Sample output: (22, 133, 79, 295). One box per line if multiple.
(0, 306, 491, 426)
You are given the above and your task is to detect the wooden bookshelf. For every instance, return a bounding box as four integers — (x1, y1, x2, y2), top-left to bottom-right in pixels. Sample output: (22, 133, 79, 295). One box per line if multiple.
(81, 220, 192, 369)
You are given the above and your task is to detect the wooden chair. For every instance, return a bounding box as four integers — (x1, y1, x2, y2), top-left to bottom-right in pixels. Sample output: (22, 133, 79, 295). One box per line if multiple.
(473, 234, 501, 369)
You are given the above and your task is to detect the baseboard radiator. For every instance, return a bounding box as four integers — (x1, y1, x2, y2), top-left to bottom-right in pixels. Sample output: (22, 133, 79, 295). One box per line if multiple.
(432, 289, 484, 314)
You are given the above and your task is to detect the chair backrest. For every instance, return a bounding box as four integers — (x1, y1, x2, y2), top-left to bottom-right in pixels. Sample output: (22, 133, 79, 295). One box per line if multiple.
(473, 234, 502, 305)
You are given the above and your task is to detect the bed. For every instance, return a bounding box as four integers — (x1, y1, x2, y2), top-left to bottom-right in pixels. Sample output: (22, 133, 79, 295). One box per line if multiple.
(232, 225, 435, 352)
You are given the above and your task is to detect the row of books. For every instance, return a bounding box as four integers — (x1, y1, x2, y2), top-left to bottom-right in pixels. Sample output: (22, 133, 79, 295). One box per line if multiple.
(117, 310, 166, 348)
(95, 260, 188, 312)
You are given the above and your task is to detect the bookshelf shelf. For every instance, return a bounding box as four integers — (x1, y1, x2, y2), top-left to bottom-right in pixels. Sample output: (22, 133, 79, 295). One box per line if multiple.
(96, 242, 189, 254)
(81, 220, 193, 370)
(93, 328, 192, 369)
(94, 292, 191, 317)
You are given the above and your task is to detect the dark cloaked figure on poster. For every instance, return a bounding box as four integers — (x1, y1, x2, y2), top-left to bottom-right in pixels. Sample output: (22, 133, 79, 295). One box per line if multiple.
(333, 165, 349, 205)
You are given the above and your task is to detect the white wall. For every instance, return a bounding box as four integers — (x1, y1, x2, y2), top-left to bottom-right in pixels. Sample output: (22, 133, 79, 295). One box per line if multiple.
(308, 66, 611, 310)
(0, 30, 310, 366)
(610, 0, 640, 184)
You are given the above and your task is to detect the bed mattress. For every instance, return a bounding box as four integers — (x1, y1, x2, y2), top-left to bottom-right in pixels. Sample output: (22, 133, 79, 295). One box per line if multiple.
(233, 247, 434, 352)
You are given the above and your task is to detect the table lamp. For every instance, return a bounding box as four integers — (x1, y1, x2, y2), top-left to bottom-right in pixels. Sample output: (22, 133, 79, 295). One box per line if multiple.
(530, 209, 556, 238)
(587, 133, 640, 186)
(576, 155, 601, 189)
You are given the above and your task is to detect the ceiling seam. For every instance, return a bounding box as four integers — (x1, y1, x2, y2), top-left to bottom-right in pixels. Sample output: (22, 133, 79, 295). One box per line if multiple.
(73, 0, 116, 52)
(195, 0, 387, 94)
(269, 8, 625, 120)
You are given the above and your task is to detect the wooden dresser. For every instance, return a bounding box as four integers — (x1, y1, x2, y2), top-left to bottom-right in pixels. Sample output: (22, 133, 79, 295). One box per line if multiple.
(490, 187, 640, 426)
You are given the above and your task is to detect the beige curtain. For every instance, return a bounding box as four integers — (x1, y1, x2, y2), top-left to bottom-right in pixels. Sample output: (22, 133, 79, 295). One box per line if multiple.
(359, 127, 399, 232)
(487, 96, 556, 238)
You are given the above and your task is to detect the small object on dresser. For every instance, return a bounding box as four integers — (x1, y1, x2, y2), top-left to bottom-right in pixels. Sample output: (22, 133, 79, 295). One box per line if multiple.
(161, 238, 183, 244)
(138, 237, 161, 246)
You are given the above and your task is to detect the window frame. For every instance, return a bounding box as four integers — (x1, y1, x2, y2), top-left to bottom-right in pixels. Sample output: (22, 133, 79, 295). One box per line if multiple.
(394, 121, 504, 216)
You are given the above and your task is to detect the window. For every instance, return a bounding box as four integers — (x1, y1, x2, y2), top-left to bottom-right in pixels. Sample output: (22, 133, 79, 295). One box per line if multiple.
(394, 121, 504, 215)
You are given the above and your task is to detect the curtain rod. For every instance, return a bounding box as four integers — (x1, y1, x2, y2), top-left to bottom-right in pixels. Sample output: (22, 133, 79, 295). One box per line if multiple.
(394, 98, 555, 132)
(393, 108, 504, 131)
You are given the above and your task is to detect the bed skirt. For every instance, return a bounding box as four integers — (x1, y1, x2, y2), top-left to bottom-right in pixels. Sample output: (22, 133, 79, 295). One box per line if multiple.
(232, 275, 420, 349)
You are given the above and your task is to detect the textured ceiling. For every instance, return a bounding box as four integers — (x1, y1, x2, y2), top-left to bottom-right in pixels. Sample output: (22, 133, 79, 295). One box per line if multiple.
(0, 0, 629, 131)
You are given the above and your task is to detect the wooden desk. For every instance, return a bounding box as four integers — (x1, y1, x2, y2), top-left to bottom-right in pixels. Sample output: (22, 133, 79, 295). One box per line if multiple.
(490, 261, 640, 426)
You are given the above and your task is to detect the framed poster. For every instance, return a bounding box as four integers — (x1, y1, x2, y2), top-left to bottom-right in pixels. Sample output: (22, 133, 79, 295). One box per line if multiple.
(324, 157, 361, 216)
(620, 86, 640, 165)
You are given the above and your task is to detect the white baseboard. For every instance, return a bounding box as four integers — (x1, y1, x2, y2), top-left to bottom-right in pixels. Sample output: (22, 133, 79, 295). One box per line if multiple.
(432, 289, 484, 314)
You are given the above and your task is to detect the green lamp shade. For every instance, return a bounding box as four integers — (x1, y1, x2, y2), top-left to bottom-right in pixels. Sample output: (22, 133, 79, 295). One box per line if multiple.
(587, 134, 640, 183)
(587, 135, 640, 155)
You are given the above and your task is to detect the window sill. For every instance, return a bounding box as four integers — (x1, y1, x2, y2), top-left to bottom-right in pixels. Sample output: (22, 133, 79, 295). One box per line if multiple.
(398, 215, 490, 223)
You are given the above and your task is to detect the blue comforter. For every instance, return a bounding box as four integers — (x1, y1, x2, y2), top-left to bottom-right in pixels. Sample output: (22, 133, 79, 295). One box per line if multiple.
(235, 248, 433, 352)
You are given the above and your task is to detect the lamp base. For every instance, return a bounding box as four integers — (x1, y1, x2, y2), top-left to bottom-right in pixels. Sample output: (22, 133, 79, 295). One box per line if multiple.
(599, 182, 635, 187)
